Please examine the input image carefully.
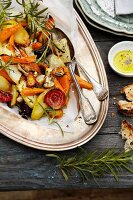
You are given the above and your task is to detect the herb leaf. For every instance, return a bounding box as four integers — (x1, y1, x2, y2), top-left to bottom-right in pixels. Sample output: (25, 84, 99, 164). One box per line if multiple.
(0, 0, 12, 26)
(47, 149, 133, 182)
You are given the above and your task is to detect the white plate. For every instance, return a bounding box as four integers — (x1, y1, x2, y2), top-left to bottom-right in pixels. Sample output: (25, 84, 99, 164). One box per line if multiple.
(75, 0, 133, 37)
(77, 0, 133, 35)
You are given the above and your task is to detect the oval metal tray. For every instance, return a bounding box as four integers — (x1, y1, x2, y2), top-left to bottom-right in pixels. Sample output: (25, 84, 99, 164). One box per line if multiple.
(0, 11, 109, 151)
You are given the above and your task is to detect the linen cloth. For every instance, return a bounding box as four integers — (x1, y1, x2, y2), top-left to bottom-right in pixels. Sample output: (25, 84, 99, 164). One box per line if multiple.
(115, 0, 133, 15)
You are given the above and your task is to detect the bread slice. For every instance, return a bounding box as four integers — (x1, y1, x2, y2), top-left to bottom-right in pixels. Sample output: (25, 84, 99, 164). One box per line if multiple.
(118, 100, 133, 117)
(121, 83, 133, 101)
(120, 120, 133, 151)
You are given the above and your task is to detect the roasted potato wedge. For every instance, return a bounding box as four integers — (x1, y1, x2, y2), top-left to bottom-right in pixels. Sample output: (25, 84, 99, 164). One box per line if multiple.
(0, 75, 11, 91)
(31, 90, 49, 120)
(14, 26, 30, 46)
(10, 85, 18, 107)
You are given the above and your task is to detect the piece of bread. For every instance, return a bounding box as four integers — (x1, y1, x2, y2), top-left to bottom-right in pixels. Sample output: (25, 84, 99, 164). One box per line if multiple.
(118, 100, 133, 117)
(121, 83, 133, 101)
(120, 120, 133, 151)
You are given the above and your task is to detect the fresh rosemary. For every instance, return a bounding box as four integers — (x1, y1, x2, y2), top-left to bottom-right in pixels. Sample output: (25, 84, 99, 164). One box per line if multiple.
(0, 57, 13, 72)
(16, 0, 49, 38)
(38, 103, 64, 136)
(47, 149, 133, 182)
(0, 0, 12, 26)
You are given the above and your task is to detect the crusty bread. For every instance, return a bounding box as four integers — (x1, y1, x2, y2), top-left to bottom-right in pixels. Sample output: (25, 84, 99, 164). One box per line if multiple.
(118, 100, 133, 117)
(121, 83, 133, 101)
(120, 120, 133, 151)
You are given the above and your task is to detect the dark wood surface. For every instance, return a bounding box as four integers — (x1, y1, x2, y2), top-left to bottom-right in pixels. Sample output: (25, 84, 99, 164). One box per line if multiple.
(0, 4, 133, 191)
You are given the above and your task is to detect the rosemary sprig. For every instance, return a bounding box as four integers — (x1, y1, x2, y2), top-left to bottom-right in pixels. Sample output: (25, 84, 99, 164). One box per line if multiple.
(36, 36, 51, 63)
(47, 149, 133, 182)
(16, 0, 49, 39)
(38, 103, 64, 136)
(0, 57, 12, 72)
(0, 0, 12, 26)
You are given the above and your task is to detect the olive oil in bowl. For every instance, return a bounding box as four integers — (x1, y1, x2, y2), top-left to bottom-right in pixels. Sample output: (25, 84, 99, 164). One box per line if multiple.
(114, 50, 133, 73)
(108, 41, 133, 77)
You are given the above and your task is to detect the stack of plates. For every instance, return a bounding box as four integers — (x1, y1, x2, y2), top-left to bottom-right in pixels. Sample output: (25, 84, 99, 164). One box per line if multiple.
(75, 0, 133, 37)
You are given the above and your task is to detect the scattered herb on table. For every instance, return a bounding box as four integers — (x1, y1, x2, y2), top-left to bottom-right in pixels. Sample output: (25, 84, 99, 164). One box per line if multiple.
(47, 149, 133, 182)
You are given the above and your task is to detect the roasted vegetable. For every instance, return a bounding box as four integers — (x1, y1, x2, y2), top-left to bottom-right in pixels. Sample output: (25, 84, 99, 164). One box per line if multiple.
(2, 20, 18, 29)
(32, 42, 42, 50)
(75, 75, 93, 90)
(43, 76, 54, 88)
(17, 80, 37, 108)
(0, 75, 11, 91)
(36, 75, 45, 85)
(0, 90, 12, 102)
(38, 15, 55, 44)
(53, 38, 71, 63)
(0, 69, 13, 83)
(52, 67, 65, 77)
(0, 42, 14, 56)
(0, 23, 21, 43)
(34, 44, 52, 59)
(2, 55, 36, 64)
(31, 90, 49, 120)
(14, 25, 30, 46)
(21, 88, 45, 96)
(18, 101, 32, 119)
(44, 89, 66, 109)
(26, 73, 36, 87)
(5, 65, 22, 84)
(48, 54, 65, 69)
(10, 85, 18, 107)
(48, 109, 63, 119)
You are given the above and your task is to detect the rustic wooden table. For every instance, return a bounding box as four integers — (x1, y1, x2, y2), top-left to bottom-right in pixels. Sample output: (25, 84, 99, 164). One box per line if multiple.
(0, 6, 133, 191)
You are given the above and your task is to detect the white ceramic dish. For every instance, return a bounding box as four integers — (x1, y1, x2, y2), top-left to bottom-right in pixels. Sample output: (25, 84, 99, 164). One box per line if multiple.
(75, 0, 133, 38)
(77, 0, 133, 35)
(108, 41, 133, 77)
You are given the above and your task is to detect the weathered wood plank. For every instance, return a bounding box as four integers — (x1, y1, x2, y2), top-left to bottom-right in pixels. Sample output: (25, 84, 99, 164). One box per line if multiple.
(0, 134, 132, 190)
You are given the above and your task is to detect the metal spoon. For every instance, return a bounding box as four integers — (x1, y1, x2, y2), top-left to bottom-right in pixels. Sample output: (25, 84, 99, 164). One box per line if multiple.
(53, 28, 108, 101)
(67, 62, 97, 125)
(53, 28, 97, 125)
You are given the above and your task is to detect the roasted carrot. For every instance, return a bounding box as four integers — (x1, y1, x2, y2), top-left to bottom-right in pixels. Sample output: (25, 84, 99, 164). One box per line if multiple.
(20, 21, 28, 27)
(54, 77, 64, 92)
(26, 73, 36, 87)
(38, 16, 55, 43)
(0, 69, 13, 83)
(19, 49, 28, 57)
(39, 63, 49, 71)
(32, 42, 42, 50)
(46, 15, 55, 30)
(8, 35, 15, 52)
(48, 109, 63, 119)
(62, 65, 71, 81)
(2, 55, 36, 64)
(57, 74, 71, 95)
(0, 23, 21, 43)
(21, 63, 41, 73)
(75, 75, 93, 90)
(21, 88, 45, 96)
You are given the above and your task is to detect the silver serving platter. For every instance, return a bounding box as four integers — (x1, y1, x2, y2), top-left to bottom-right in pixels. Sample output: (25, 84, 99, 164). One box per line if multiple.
(0, 11, 109, 151)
